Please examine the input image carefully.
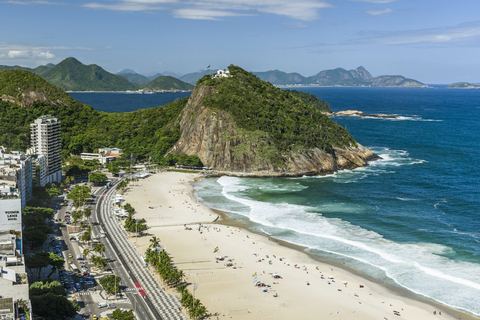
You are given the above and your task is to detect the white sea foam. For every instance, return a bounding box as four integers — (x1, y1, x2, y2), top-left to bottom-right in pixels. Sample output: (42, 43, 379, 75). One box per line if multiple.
(196, 151, 480, 316)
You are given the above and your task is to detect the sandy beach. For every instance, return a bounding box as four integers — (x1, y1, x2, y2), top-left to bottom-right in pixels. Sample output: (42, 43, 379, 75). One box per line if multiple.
(120, 171, 475, 320)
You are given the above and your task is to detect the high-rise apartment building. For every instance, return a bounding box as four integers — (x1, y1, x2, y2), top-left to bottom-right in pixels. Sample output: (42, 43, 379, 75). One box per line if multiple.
(29, 115, 62, 185)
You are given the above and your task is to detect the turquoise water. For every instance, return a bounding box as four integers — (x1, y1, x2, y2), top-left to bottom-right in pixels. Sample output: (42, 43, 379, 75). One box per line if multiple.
(72, 87, 480, 315)
(194, 87, 480, 316)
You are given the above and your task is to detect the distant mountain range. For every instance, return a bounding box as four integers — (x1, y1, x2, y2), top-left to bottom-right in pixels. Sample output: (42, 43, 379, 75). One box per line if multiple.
(1, 59, 432, 89)
(0, 58, 193, 92)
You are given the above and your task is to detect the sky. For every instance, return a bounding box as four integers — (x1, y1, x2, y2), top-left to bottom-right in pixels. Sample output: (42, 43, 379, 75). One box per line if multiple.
(1, 0, 480, 84)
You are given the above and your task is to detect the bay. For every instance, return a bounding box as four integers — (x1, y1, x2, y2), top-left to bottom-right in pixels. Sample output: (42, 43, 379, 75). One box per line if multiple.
(71, 87, 480, 316)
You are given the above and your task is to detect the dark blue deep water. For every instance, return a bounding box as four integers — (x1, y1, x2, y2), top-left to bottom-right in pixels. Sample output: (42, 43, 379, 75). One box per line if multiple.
(70, 91, 191, 113)
(72, 88, 480, 315)
(194, 87, 480, 316)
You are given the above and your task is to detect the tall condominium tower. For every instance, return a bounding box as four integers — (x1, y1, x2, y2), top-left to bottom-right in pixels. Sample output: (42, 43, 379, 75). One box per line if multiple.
(30, 115, 62, 184)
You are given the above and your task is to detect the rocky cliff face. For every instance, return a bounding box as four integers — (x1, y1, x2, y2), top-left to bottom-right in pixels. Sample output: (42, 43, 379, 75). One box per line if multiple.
(1, 91, 68, 108)
(172, 85, 378, 175)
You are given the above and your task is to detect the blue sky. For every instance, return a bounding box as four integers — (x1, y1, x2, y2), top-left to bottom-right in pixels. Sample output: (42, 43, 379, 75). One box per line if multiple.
(1, 0, 480, 83)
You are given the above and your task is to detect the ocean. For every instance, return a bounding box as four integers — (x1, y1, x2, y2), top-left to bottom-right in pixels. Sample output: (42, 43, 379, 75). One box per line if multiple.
(71, 87, 480, 316)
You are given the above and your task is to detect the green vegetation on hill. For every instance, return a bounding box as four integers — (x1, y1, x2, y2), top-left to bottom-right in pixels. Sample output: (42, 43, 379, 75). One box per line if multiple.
(120, 72, 151, 84)
(285, 89, 332, 113)
(38, 57, 136, 91)
(142, 75, 194, 91)
(0, 69, 74, 104)
(447, 82, 480, 88)
(197, 65, 356, 154)
(0, 69, 188, 160)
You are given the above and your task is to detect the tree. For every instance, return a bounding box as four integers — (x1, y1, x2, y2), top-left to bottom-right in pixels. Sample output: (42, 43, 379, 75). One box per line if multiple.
(107, 162, 120, 175)
(89, 172, 107, 185)
(83, 207, 92, 221)
(25, 252, 51, 280)
(99, 275, 121, 295)
(149, 236, 160, 248)
(83, 248, 90, 258)
(111, 309, 135, 320)
(30, 292, 79, 319)
(91, 256, 108, 270)
(72, 210, 83, 225)
(123, 203, 135, 214)
(47, 252, 65, 278)
(66, 185, 91, 208)
(93, 243, 105, 257)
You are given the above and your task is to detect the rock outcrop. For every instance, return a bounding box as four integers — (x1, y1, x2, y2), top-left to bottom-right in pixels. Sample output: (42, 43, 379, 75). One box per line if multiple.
(171, 85, 378, 176)
(1, 92, 68, 108)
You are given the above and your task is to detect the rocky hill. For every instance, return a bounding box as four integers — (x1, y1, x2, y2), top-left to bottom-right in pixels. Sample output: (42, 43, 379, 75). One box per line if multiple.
(0, 69, 74, 108)
(142, 76, 194, 91)
(252, 66, 426, 87)
(447, 82, 480, 89)
(38, 57, 136, 91)
(171, 65, 377, 175)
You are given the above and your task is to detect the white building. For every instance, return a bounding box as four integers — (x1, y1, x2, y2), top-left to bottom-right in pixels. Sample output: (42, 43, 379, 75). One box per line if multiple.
(98, 147, 122, 156)
(213, 69, 230, 79)
(80, 152, 117, 165)
(29, 115, 62, 184)
(0, 185, 22, 233)
(29, 153, 47, 187)
(0, 232, 29, 319)
(0, 148, 32, 207)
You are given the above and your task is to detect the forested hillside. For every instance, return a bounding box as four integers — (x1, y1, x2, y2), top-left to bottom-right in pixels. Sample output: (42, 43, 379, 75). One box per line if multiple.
(0, 69, 187, 161)
(197, 65, 355, 155)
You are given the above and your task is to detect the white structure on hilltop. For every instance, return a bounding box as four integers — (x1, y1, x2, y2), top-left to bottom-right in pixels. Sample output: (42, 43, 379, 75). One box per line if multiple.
(0, 147, 32, 207)
(213, 69, 230, 79)
(29, 115, 62, 185)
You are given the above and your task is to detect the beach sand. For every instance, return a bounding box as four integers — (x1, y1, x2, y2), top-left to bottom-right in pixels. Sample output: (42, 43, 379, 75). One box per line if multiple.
(121, 171, 475, 320)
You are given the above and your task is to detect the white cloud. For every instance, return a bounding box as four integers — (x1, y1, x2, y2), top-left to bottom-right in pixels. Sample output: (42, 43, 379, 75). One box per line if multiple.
(173, 8, 248, 20)
(82, 0, 331, 20)
(0, 49, 55, 59)
(83, 2, 165, 11)
(366, 8, 392, 16)
(2, 1, 66, 5)
(355, 20, 480, 46)
(348, 0, 396, 3)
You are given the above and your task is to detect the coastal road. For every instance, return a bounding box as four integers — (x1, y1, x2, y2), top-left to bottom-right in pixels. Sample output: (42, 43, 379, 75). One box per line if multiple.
(95, 179, 186, 320)
(91, 182, 155, 320)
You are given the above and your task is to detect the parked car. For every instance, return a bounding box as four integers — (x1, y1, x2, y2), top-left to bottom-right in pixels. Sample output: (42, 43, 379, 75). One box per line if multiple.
(88, 287, 96, 291)
(107, 304, 116, 309)
(85, 281, 94, 285)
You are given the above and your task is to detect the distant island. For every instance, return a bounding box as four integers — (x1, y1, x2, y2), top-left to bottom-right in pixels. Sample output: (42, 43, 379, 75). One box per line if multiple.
(253, 66, 428, 88)
(446, 82, 480, 89)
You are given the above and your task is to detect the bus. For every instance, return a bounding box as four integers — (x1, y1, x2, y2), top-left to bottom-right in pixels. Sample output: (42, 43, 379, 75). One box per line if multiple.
(70, 263, 78, 272)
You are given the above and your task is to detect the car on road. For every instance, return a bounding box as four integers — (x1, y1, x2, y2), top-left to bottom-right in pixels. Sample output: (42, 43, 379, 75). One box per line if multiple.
(107, 304, 116, 309)
(88, 287, 96, 291)
(79, 278, 83, 283)
(68, 253, 73, 258)
(70, 237, 77, 242)
(76, 283, 81, 290)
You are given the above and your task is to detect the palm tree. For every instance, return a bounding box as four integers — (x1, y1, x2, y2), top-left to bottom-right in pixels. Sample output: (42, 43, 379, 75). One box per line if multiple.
(83, 248, 90, 259)
(83, 207, 92, 223)
(149, 236, 160, 248)
(93, 243, 105, 258)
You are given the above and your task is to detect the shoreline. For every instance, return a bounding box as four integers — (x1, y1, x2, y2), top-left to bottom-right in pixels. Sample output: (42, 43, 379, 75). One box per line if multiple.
(210, 205, 478, 320)
(121, 171, 478, 320)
